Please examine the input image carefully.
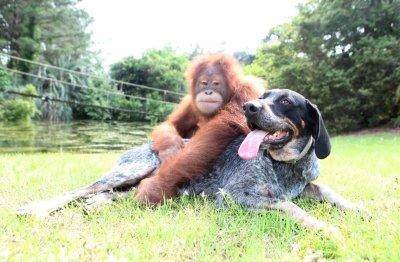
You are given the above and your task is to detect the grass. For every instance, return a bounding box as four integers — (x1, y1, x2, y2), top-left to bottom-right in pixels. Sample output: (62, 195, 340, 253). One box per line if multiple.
(0, 133, 399, 261)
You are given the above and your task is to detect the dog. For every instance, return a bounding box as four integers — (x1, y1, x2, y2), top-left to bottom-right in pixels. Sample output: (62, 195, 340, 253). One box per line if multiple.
(180, 89, 367, 232)
(18, 89, 366, 233)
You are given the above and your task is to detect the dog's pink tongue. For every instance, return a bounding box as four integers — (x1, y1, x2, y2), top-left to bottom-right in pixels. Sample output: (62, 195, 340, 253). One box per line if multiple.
(238, 130, 267, 160)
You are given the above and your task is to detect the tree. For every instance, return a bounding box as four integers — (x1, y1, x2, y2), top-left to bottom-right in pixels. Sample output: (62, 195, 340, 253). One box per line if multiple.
(248, 0, 400, 132)
(0, 0, 92, 71)
(0, 0, 100, 121)
(110, 47, 188, 103)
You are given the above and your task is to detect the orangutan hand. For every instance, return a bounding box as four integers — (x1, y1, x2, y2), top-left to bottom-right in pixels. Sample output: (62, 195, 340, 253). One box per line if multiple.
(151, 135, 184, 163)
(158, 145, 183, 162)
(135, 175, 176, 204)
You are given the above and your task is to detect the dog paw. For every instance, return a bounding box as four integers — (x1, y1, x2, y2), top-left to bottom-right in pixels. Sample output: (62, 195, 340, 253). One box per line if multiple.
(83, 193, 114, 211)
(16, 202, 53, 218)
(323, 225, 342, 239)
(343, 202, 372, 220)
(83, 190, 133, 211)
(313, 221, 342, 239)
(354, 205, 372, 220)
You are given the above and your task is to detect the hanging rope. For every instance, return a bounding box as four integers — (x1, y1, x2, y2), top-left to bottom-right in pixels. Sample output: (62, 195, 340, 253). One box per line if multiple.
(2, 66, 178, 105)
(0, 52, 185, 97)
(4, 90, 167, 118)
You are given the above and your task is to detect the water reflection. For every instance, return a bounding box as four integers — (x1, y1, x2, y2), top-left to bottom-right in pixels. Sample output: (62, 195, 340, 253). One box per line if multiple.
(0, 121, 154, 153)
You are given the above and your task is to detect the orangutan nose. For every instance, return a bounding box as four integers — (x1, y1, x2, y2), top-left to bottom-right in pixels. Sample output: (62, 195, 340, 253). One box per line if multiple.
(205, 90, 213, 95)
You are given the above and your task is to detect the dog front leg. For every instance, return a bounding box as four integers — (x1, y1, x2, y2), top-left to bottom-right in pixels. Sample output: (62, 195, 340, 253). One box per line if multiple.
(221, 185, 339, 234)
(302, 183, 368, 214)
(271, 201, 340, 235)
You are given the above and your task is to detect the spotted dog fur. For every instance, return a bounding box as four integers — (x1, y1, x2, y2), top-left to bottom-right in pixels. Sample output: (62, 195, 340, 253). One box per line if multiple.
(18, 89, 366, 233)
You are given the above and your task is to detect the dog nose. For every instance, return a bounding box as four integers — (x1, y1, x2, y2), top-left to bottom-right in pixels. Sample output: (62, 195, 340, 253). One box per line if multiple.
(243, 101, 262, 116)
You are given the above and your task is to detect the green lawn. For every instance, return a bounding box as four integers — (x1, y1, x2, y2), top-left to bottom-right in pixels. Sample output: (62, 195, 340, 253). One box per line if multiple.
(0, 133, 399, 261)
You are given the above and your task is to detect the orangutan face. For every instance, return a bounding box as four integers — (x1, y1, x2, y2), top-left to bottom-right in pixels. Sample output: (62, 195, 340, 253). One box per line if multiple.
(194, 67, 231, 116)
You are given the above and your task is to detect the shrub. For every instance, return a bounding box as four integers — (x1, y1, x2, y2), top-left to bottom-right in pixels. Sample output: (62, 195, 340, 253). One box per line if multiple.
(0, 84, 39, 122)
(0, 99, 38, 122)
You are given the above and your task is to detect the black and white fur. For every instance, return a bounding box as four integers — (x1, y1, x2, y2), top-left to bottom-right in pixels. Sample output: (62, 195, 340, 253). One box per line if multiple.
(18, 89, 366, 233)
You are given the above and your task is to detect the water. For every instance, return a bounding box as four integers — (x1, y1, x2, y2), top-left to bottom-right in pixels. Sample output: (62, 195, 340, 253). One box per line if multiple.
(0, 121, 154, 154)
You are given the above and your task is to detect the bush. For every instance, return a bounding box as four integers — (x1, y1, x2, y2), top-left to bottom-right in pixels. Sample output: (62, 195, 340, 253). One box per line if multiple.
(0, 84, 39, 122)
(0, 99, 38, 122)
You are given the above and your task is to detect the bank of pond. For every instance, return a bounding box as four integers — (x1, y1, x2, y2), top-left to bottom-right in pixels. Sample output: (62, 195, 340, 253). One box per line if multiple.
(0, 121, 153, 154)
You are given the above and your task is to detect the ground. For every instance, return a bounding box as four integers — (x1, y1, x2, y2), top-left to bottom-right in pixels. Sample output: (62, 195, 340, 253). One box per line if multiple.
(0, 133, 399, 261)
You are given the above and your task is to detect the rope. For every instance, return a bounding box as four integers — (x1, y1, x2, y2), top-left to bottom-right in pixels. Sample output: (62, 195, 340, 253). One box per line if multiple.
(2, 66, 178, 105)
(4, 90, 168, 118)
(0, 52, 185, 97)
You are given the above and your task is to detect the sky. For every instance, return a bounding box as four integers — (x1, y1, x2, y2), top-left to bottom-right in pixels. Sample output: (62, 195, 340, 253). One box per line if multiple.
(78, 0, 304, 66)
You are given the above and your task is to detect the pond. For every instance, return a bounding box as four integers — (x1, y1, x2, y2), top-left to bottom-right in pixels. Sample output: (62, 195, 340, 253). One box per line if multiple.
(0, 121, 154, 154)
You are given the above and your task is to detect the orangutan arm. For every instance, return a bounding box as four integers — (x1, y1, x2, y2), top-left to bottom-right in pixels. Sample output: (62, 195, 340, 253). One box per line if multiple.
(137, 109, 247, 203)
(151, 95, 198, 161)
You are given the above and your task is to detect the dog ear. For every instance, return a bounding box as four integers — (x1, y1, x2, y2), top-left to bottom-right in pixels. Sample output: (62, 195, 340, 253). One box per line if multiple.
(306, 100, 331, 159)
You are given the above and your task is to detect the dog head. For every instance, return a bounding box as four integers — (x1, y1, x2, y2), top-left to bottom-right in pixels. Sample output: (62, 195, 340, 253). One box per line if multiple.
(238, 89, 331, 162)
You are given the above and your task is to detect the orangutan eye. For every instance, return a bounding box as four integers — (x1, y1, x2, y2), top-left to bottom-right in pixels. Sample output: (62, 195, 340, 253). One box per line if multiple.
(212, 81, 219, 86)
(280, 98, 292, 105)
(201, 81, 207, 86)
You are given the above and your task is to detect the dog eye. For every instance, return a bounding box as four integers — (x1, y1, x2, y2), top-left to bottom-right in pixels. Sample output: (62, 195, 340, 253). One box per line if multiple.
(280, 98, 292, 105)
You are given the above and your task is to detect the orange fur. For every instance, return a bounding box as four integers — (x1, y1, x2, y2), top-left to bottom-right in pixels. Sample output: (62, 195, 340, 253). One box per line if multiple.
(137, 54, 264, 204)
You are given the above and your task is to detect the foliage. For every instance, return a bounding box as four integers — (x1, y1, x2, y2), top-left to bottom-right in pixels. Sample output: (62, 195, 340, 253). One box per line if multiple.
(4, 49, 178, 122)
(0, 0, 92, 72)
(72, 54, 176, 122)
(145, 92, 176, 123)
(247, 0, 400, 133)
(113, 97, 146, 122)
(107, 47, 187, 122)
(0, 99, 37, 122)
(113, 93, 174, 123)
(0, 67, 11, 103)
(110, 47, 188, 103)
(22, 54, 115, 122)
(70, 57, 115, 121)
(0, 84, 39, 122)
(1, 0, 183, 123)
(0, 67, 11, 92)
(0, 0, 95, 121)
(33, 56, 85, 121)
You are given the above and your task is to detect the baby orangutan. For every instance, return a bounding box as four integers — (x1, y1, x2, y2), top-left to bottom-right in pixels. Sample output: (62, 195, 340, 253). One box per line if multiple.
(136, 54, 264, 204)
